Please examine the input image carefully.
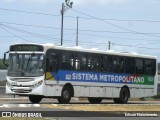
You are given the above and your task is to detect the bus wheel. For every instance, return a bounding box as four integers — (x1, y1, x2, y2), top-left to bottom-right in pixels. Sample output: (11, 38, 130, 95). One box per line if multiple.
(29, 95, 42, 103)
(58, 86, 72, 104)
(88, 98, 102, 104)
(113, 98, 120, 104)
(119, 87, 129, 104)
(113, 87, 129, 104)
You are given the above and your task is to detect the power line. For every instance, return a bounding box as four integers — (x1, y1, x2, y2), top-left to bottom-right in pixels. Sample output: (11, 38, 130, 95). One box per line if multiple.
(1, 23, 160, 49)
(0, 7, 78, 19)
(71, 8, 160, 38)
(2, 21, 160, 45)
(1, 6, 160, 37)
(0, 7, 60, 16)
(1, 24, 159, 50)
(78, 16, 160, 23)
(78, 33, 160, 42)
(81, 41, 160, 49)
(112, 42, 159, 50)
(0, 24, 60, 40)
(0, 25, 33, 43)
(1, 34, 160, 43)
(0, 24, 111, 46)
(1, 7, 160, 23)
(0, 21, 61, 29)
(0, 21, 130, 33)
(2, 21, 160, 35)
(0, 24, 76, 44)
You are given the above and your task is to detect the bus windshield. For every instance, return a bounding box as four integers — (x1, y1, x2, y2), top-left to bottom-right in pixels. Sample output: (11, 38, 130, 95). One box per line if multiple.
(8, 54, 44, 77)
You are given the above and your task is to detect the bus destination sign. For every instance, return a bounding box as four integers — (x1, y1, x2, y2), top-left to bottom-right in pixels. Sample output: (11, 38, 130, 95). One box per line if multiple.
(10, 45, 44, 52)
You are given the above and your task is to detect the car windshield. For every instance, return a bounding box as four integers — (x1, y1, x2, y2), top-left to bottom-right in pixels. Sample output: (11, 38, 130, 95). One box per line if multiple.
(8, 54, 44, 77)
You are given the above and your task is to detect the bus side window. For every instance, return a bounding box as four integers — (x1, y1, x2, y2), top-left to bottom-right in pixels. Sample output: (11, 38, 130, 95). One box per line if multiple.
(80, 54, 87, 71)
(61, 55, 67, 69)
(99, 56, 105, 72)
(136, 59, 144, 74)
(145, 59, 156, 75)
(106, 56, 112, 73)
(152, 60, 156, 75)
(87, 56, 92, 71)
(46, 53, 59, 72)
(61, 53, 70, 70)
(125, 57, 135, 74)
(91, 56, 99, 71)
(112, 57, 119, 73)
(75, 56, 80, 70)
(70, 55, 74, 70)
(103, 56, 108, 72)
(119, 57, 124, 73)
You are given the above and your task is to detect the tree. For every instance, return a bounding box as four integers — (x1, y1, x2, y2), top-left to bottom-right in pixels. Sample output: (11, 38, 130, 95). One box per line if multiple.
(0, 59, 7, 69)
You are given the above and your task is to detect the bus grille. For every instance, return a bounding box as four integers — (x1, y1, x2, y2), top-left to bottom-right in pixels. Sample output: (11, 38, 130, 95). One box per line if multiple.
(11, 89, 31, 93)
(10, 78, 34, 82)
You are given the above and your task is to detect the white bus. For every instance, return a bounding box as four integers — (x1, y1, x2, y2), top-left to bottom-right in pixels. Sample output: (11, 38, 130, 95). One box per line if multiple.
(3, 43, 157, 104)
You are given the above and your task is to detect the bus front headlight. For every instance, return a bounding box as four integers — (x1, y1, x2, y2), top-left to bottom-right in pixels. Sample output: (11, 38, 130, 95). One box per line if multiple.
(32, 80, 43, 88)
(6, 81, 11, 88)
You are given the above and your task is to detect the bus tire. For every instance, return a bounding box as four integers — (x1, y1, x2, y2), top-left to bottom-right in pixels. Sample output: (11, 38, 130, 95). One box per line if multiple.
(29, 95, 42, 103)
(113, 98, 120, 104)
(119, 87, 129, 104)
(113, 87, 129, 104)
(58, 86, 72, 104)
(88, 97, 102, 104)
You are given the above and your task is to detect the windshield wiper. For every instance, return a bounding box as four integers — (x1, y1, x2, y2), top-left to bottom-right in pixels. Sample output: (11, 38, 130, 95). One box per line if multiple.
(25, 53, 34, 71)
(15, 54, 25, 76)
(16, 54, 21, 76)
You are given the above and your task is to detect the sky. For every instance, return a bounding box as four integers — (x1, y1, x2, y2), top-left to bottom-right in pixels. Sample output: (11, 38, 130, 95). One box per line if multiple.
(0, 0, 160, 61)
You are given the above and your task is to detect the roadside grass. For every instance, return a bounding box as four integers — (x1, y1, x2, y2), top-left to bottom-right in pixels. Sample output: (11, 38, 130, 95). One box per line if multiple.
(42, 104, 160, 111)
(0, 80, 6, 86)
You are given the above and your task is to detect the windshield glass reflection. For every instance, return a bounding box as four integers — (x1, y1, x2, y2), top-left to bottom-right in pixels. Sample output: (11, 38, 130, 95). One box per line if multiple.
(8, 54, 44, 77)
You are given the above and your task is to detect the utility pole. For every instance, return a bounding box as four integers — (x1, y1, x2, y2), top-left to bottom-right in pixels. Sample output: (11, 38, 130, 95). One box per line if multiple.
(61, 3, 64, 46)
(109, 41, 111, 50)
(60, 0, 73, 46)
(76, 16, 79, 46)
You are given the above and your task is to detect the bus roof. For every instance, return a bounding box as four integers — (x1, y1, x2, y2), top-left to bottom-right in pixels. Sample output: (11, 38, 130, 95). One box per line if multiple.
(12, 43, 157, 59)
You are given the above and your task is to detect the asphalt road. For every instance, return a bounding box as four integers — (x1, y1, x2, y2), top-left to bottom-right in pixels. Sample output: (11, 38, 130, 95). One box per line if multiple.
(0, 98, 160, 119)
(0, 97, 160, 104)
(0, 104, 160, 120)
(1, 87, 160, 119)
(0, 86, 5, 95)
(0, 103, 160, 119)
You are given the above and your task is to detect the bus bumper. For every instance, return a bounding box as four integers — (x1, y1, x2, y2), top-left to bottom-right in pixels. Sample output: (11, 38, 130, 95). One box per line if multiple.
(5, 83, 44, 96)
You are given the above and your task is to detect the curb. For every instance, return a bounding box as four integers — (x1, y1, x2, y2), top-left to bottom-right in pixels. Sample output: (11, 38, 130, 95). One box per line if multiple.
(0, 97, 28, 101)
(0, 97, 80, 102)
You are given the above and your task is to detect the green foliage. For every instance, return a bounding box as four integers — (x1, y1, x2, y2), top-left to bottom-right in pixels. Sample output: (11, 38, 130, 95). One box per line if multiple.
(0, 59, 7, 69)
(0, 80, 6, 86)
